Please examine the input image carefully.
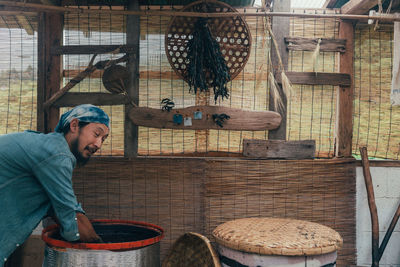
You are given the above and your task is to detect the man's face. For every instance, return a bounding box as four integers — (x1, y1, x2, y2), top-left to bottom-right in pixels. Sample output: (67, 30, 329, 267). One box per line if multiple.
(71, 122, 109, 166)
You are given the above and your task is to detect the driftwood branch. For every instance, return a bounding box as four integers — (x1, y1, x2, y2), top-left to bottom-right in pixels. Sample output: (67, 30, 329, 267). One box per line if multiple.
(378, 202, 400, 261)
(359, 147, 380, 267)
(43, 54, 128, 109)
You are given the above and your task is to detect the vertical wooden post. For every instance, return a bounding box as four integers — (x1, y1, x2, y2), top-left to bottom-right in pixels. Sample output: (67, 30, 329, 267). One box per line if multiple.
(125, 0, 140, 157)
(268, 0, 290, 140)
(37, 12, 62, 133)
(335, 20, 355, 157)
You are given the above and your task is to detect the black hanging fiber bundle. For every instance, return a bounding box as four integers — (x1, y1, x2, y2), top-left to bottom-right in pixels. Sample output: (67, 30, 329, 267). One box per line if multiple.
(187, 18, 230, 103)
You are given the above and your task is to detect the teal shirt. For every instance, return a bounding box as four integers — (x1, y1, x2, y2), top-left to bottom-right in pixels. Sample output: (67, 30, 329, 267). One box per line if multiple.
(0, 131, 84, 263)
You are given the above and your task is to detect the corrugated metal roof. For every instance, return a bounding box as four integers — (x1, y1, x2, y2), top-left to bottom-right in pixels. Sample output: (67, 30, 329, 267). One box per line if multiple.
(291, 0, 325, 8)
(253, 0, 326, 8)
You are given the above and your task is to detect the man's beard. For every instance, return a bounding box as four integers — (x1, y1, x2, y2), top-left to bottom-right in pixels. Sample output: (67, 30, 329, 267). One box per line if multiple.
(70, 137, 90, 167)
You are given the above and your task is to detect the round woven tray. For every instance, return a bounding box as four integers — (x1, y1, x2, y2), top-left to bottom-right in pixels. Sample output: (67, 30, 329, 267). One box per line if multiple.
(162, 232, 221, 267)
(165, 0, 251, 87)
(212, 217, 343, 256)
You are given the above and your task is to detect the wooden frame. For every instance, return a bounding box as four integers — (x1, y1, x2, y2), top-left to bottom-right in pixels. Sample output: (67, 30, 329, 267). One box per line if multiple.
(335, 20, 355, 157)
(37, 12, 63, 133)
(268, 0, 290, 140)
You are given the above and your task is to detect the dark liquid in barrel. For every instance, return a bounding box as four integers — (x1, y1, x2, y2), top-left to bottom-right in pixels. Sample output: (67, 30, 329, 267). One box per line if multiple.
(50, 222, 160, 243)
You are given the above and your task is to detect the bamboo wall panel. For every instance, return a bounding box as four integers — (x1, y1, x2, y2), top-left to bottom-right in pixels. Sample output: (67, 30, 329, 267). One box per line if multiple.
(73, 158, 205, 258)
(73, 157, 356, 266)
(353, 24, 400, 160)
(59, 9, 346, 158)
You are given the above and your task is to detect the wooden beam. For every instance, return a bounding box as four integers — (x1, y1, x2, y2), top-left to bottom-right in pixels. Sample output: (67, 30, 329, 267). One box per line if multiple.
(335, 20, 355, 157)
(1, 2, 400, 22)
(285, 37, 346, 52)
(53, 92, 129, 107)
(243, 139, 315, 159)
(125, 1, 140, 157)
(268, 0, 290, 140)
(0, 9, 37, 16)
(276, 72, 351, 86)
(37, 13, 45, 132)
(63, 69, 350, 86)
(15, 15, 34, 35)
(51, 45, 136, 55)
(129, 106, 281, 131)
(37, 12, 63, 133)
(341, 0, 377, 14)
(46, 13, 63, 132)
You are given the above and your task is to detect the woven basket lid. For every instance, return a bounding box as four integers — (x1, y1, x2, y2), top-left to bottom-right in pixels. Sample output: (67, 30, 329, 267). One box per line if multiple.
(162, 232, 221, 267)
(212, 217, 343, 256)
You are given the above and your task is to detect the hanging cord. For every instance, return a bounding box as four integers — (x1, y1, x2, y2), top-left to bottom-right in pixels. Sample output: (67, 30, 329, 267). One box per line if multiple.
(312, 38, 321, 73)
(262, 0, 293, 112)
(374, 0, 384, 30)
(263, 16, 293, 111)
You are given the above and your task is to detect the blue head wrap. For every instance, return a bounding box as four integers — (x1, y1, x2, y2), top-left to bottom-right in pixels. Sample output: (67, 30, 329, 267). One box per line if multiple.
(54, 104, 110, 133)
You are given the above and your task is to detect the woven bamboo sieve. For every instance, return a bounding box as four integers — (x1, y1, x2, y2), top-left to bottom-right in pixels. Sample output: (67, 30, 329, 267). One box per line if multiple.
(212, 217, 343, 256)
(165, 0, 252, 87)
(162, 232, 221, 267)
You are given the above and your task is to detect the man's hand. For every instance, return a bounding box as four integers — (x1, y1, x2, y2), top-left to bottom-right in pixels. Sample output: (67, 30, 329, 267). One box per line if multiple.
(76, 213, 103, 243)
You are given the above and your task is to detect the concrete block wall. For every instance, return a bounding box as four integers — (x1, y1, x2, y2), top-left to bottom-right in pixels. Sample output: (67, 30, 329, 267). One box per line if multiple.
(356, 167, 400, 266)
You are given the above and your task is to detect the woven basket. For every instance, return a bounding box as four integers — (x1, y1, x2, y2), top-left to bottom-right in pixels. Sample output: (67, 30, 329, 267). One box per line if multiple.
(162, 232, 221, 267)
(212, 217, 343, 256)
(165, 0, 251, 87)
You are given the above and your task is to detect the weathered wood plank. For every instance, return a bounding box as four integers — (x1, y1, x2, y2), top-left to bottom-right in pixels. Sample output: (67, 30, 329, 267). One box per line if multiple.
(336, 20, 355, 157)
(129, 106, 281, 131)
(52, 92, 129, 107)
(0, 8, 37, 17)
(37, 13, 62, 133)
(51, 45, 136, 55)
(15, 15, 34, 35)
(243, 139, 316, 159)
(341, 0, 377, 14)
(269, 0, 290, 140)
(276, 72, 351, 86)
(37, 12, 45, 132)
(63, 69, 350, 87)
(45, 13, 63, 132)
(125, 1, 140, 157)
(285, 37, 346, 52)
(63, 70, 264, 81)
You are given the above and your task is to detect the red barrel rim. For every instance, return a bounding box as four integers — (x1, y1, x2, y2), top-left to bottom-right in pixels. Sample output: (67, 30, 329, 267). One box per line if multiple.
(42, 219, 164, 250)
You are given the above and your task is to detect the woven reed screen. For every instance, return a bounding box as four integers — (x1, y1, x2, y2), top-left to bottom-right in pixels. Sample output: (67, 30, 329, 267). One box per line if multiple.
(353, 24, 400, 160)
(73, 157, 356, 266)
(60, 8, 345, 157)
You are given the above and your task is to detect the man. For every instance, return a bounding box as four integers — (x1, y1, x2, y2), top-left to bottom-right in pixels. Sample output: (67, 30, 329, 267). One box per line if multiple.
(0, 104, 109, 264)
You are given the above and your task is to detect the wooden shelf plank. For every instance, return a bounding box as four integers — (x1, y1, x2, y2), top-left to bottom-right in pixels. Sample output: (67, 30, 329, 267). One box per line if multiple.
(276, 72, 351, 86)
(51, 45, 136, 55)
(129, 106, 282, 131)
(285, 37, 346, 52)
(243, 139, 316, 159)
(53, 92, 129, 107)
(335, 20, 355, 157)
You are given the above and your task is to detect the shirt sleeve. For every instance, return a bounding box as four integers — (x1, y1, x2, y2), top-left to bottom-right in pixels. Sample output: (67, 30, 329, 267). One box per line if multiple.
(33, 154, 83, 241)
